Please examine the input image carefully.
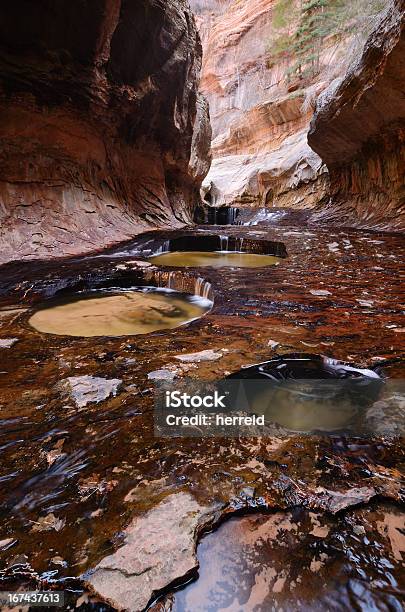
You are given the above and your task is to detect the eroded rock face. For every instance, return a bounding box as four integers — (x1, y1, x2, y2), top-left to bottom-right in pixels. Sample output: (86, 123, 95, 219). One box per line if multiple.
(308, 0, 405, 230)
(189, 93, 213, 184)
(205, 129, 329, 209)
(0, 0, 211, 264)
(190, 0, 349, 209)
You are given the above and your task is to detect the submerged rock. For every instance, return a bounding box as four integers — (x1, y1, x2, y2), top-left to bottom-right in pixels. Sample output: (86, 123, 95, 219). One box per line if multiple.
(225, 353, 383, 435)
(61, 375, 122, 409)
(87, 492, 219, 611)
(366, 390, 405, 436)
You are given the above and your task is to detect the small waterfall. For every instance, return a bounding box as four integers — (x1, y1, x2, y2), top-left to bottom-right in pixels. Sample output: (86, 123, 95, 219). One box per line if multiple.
(149, 269, 212, 302)
(218, 236, 244, 252)
(207, 207, 239, 225)
(155, 240, 170, 254)
(220, 235, 229, 251)
(228, 208, 239, 225)
(152, 270, 168, 289)
(167, 271, 176, 289)
(195, 277, 212, 300)
(151, 270, 177, 291)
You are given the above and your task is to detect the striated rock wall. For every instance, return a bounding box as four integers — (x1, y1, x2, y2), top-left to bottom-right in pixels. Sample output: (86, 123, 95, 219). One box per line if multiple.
(190, 0, 350, 209)
(308, 0, 405, 231)
(203, 129, 329, 209)
(0, 0, 211, 265)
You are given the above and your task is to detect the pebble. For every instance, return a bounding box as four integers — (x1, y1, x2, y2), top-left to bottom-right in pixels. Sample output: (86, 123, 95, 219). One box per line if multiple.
(148, 369, 176, 381)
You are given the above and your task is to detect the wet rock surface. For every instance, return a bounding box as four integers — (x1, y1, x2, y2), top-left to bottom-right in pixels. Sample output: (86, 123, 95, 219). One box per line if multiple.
(162, 502, 405, 611)
(0, 338, 18, 349)
(0, 0, 211, 265)
(0, 217, 403, 609)
(175, 349, 223, 363)
(87, 492, 219, 611)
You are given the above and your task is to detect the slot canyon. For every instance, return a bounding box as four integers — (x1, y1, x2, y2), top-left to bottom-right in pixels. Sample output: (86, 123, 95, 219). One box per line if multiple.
(0, 1, 404, 611)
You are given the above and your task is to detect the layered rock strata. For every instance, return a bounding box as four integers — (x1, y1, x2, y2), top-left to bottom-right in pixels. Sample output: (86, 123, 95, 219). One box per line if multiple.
(308, 0, 405, 231)
(0, 0, 211, 264)
(190, 0, 350, 209)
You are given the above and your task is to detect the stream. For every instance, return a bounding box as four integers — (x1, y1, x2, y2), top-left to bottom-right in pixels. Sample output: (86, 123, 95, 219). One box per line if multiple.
(0, 213, 404, 610)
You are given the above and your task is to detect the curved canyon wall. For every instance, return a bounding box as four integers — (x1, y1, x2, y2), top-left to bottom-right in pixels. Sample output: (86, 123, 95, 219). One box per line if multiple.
(190, 0, 353, 209)
(308, 0, 405, 231)
(0, 0, 211, 265)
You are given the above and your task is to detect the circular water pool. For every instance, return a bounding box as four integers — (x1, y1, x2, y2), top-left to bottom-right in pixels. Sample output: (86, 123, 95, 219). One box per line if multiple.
(225, 354, 382, 434)
(29, 287, 212, 337)
(149, 251, 282, 268)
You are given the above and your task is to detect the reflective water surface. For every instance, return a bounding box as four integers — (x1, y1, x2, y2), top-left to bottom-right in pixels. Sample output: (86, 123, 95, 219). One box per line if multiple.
(226, 355, 383, 434)
(149, 251, 282, 268)
(170, 504, 405, 612)
(29, 288, 212, 337)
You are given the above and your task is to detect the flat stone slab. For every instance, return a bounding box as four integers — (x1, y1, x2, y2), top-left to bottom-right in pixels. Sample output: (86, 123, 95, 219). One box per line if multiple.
(61, 375, 122, 408)
(148, 369, 176, 381)
(87, 492, 217, 611)
(310, 289, 332, 297)
(175, 349, 222, 363)
(316, 486, 376, 514)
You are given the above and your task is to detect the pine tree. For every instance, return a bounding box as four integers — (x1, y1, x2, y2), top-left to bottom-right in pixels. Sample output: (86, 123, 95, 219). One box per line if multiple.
(291, 0, 331, 81)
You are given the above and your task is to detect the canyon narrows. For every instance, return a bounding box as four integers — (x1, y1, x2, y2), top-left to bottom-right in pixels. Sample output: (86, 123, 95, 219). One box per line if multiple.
(0, 2, 404, 612)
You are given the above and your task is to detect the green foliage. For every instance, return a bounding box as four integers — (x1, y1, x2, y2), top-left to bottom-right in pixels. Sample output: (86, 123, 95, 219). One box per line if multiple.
(267, 0, 388, 83)
(269, 33, 291, 56)
(272, 0, 292, 29)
